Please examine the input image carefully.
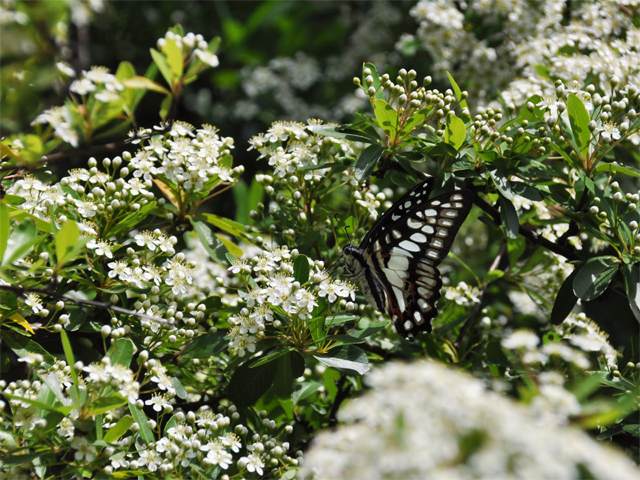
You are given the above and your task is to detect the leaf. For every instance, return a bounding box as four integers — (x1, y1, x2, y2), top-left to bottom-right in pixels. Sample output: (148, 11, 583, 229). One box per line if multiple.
(325, 314, 359, 327)
(594, 163, 640, 178)
(190, 218, 228, 264)
(108, 338, 136, 367)
(293, 380, 323, 405)
(0, 202, 8, 264)
(8, 313, 34, 334)
(121, 76, 170, 95)
(362, 62, 385, 101)
(550, 269, 579, 324)
(106, 201, 157, 238)
(354, 144, 385, 182)
(374, 99, 398, 142)
(498, 195, 519, 240)
(306, 124, 378, 144)
(293, 254, 310, 284)
(60, 329, 81, 410)
(250, 346, 293, 368)
(104, 415, 133, 444)
(162, 38, 184, 83)
(87, 395, 128, 416)
(128, 401, 155, 444)
(489, 169, 514, 200)
(181, 332, 228, 359)
(446, 72, 468, 111)
(163, 414, 178, 436)
(444, 114, 466, 150)
(152, 179, 178, 207)
(573, 256, 619, 301)
(2, 219, 36, 266)
(510, 182, 543, 201)
(622, 263, 640, 322)
(3, 333, 56, 367)
(227, 359, 278, 408)
(172, 377, 188, 400)
(215, 234, 242, 257)
(314, 345, 370, 376)
(149, 48, 173, 86)
(567, 93, 591, 159)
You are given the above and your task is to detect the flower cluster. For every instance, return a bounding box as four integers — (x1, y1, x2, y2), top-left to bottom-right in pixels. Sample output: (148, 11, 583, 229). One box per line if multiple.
(301, 360, 640, 480)
(227, 246, 356, 356)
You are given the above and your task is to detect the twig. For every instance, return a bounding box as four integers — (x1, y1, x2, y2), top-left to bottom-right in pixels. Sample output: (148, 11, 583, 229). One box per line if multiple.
(0, 284, 174, 326)
(328, 374, 353, 427)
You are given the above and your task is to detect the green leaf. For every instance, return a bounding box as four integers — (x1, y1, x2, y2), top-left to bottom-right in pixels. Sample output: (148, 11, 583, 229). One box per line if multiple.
(314, 345, 370, 376)
(250, 346, 293, 368)
(181, 332, 228, 359)
(293, 254, 310, 284)
(108, 338, 136, 367)
(159, 94, 172, 121)
(216, 234, 242, 257)
(398, 111, 427, 139)
(363, 62, 385, 101)
(510, 182, 543, 201)
(121, 76, 170, 95)
(162, 38, 183, 82)
(150, 48, 173, 86)
(444, 114, 466, 150)
(60, 329, 81, 410)
(306, 124, 378, 144)
(190, 218, 228, 264)
(172, 377, 188, 400)
(2, 219, 36, 266)
(293, 380, 323, 405)
(622, 263, 640, 322)
(353, 320, 389, 339)
(446, 72, 468, 111)
(325, 314, 359, 328)
(227, 359, 278, 408)
(374, 99, 398, 142)
(104, 415, 133, 444)
(354, 144, 385, 182)
(594, 163, 640, 178)
(107, 201, 157, 238)
(87, 395, 128, 417)
(573, 256, 619, 301)
(567, 93, 591, 159)
(498, 195, 519, 240)
(0, 202, 8, 264)
(128, 401, 155, 444)
(550, 269, 579, 324)
(3, 333, 56, 367)
(163, 414, 178, 436)
(489, 169, 514, 200)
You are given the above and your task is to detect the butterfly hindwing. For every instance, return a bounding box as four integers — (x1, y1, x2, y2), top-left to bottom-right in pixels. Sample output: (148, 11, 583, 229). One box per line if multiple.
(355, 179, 473, 339)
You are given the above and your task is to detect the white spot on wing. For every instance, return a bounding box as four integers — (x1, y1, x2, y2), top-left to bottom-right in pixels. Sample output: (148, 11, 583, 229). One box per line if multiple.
(440, 219, 454, 226)
(387, 255, 409, 271)
(392, 230, 402, 239)
(424, 209, 437, 217)
(422, 225, 435, 234)
(404, 320, 413, 331)
(431, 200, 441, 206)
(383, 268, 404, 288)
(393, 287, 406, 311)
(431, 238, 443, 248)
(452, 194, 464, 201)
(414, 311, 423, 323)
(443, 210, 458, 217)
(392, 214, 401, 221)
(404, 201, 412, 209)
(399, 240, 421, 252)
(408, 219, 423, 229)
(427, 250, 439, 258)
(410, 232, 428, 243)
(391, 246, 414, 257)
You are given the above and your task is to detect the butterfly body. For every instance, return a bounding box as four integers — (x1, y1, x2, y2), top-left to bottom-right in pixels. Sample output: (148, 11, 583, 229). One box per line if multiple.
(343, 178, 473, 340)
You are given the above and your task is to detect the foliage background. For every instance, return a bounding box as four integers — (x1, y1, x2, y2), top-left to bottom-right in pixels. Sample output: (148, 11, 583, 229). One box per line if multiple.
(1, 1, 639, 479)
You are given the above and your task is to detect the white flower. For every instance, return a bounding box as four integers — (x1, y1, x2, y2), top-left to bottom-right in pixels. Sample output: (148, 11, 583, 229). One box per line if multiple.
(502, 329, 540, 350)
(145, 393, 170, 412)
(70, 78, 95, 95)
(24, 293, 43, 313)
(201, 440, 233, 469)
(195, 49, 219, 67)
(87, 239, 113, 258)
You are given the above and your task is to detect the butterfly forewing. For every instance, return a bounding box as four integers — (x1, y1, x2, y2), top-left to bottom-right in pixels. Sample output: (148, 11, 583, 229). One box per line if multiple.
(351, 179, 472, 340)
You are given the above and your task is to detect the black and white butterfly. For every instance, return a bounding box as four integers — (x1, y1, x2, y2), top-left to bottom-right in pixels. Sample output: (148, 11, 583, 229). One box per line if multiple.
(343, 178, 473, 340)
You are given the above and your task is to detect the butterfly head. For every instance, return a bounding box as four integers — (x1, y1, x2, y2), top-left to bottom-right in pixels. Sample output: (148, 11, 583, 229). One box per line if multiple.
(342, 244, 363, 277)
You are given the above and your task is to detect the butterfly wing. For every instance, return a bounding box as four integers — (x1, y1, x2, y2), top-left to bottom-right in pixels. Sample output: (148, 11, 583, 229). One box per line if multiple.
(359, 180, 473, 339)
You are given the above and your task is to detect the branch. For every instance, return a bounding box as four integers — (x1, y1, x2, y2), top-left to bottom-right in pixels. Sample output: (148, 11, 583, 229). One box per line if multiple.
(0, 284, 175, 326)
(470, 190, 582, 261)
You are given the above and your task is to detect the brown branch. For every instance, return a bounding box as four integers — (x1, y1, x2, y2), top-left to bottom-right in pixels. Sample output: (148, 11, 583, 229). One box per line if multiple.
(0, 284, 174, 326)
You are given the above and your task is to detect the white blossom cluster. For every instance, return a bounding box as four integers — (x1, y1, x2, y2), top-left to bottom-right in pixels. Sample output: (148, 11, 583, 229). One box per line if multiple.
(444, 281, 481, 307)
(301, 360, 640, 480)
(404, 0, 640, 115)
(128, 122, 237, 195)
(227, 246, 356, 356)
(156, 30, 220, 68)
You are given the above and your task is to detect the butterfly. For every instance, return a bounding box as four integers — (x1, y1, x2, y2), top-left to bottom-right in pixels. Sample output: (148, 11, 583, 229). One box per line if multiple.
(342, 177, 473, 340)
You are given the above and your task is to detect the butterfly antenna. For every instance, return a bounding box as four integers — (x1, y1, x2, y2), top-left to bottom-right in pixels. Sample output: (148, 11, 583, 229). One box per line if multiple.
(334, 213, 353, 245)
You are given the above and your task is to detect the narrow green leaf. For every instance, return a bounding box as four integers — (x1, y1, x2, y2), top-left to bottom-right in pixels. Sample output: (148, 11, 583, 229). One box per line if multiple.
(227, 359, 278, 408)
(121, 76, 170, 95)
(489, 169, 514, 200)
(128, 401, 155, 444)
(567, 93, 591, 158)
(2, 392, 65, 413)
(108, 338, 136, 367)
(498, 195, 519, 240)
(3, 333, 56, 367)
(104, 415, 133, 444)
(215, 233, 243, 257)
(594, 163, 640, 178)
(106, 201, 156, 238)
(171, 377, 188, 400)
(363, 62, 385, 100)
(190, 218, 228, 264)
(622, 263, 640, 322)
(0, 202, 8, 264)
(573, 256, 619, 301)
(444, 114, 466, 150)
(293, 254, 310, 284)
(306, 125, 378, 144)
(293, 381, 323, 405)
(60, 329, 81, 410)
(510, 182, 544, 201)
(162, 38, 183, 82)
(2, 219, 36, 266)
(87, 395, 128, 416)
(446, 71, 468, 111)
(550, 269, 579, 324)
(374, 99, 398, 142)
(314, 345, 370, 376)
(163, 414, 178, 436)
(181, 332, 228, 359)
(149, 48, 173, 86)
(354, 144, 385, 182)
